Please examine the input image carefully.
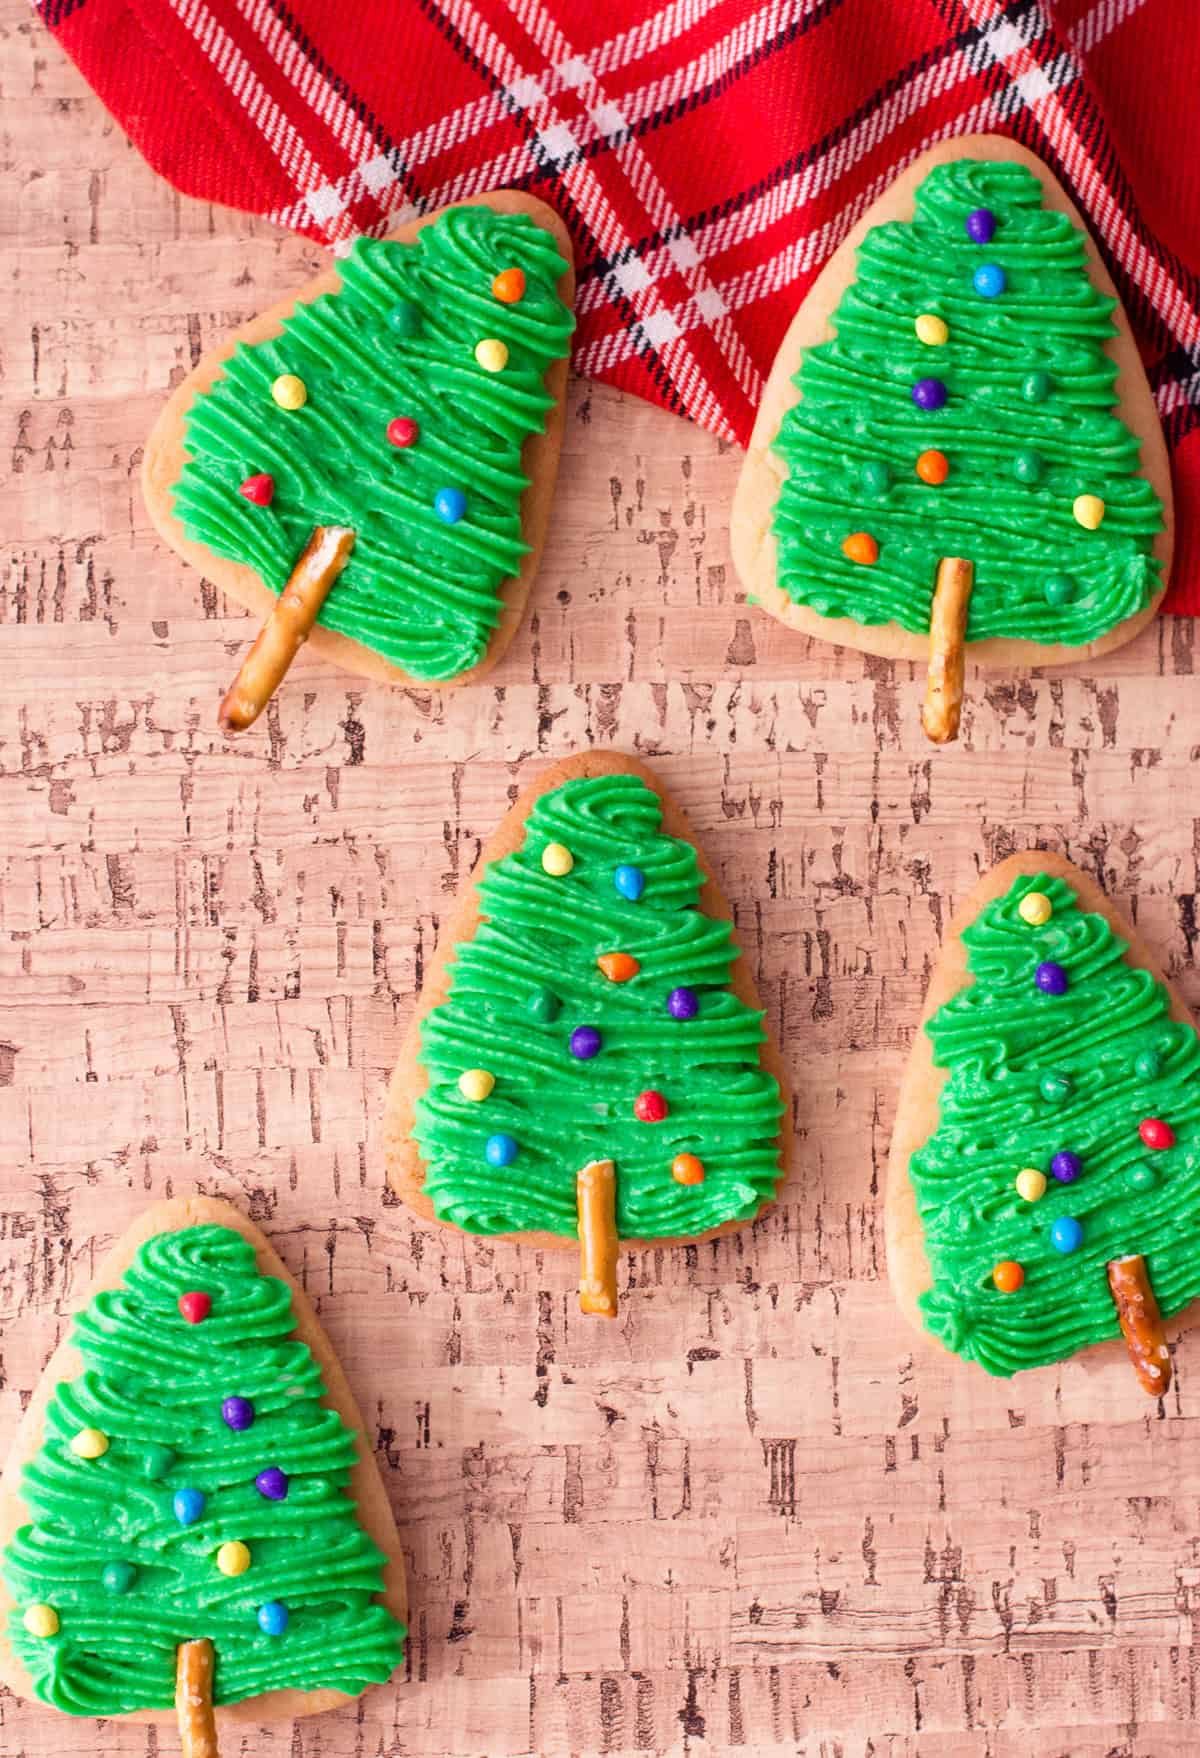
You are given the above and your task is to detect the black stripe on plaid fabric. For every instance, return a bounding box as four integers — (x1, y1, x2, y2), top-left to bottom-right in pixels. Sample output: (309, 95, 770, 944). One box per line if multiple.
(411, 0, 703, 421)
(573, 0, 1032, 295)
(261, 0, 426, 214)
(39, 0, 88, 28)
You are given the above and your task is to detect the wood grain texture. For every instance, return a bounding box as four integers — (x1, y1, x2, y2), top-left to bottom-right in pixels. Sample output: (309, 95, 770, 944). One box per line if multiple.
(3, 9, 1200, 1755)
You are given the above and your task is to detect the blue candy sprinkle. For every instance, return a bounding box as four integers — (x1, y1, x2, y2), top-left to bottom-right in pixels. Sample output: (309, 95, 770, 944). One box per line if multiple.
(485, 1132, 518, 1167)
(434, 487, 467, 524)
(972, 263, 1006, 298)
(258, 1601, 290, 1636)
(614, 864, 646, 901)
(1051, 1216, 1083, 1254)
(173, 1487, 206, 1526)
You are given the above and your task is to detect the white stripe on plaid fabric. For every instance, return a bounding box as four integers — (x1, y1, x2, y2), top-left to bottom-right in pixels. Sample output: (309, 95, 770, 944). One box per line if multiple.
(510, 0, 763, 425)
(573, 0, 1178, 387)
(378, 0, 813, 240)
(266, 0, 733, 233)
(422, 0, 736, 435)
(171, 0, 338, 206)
(572, 1, 1029, 319)
(965, 0, 1199, 349)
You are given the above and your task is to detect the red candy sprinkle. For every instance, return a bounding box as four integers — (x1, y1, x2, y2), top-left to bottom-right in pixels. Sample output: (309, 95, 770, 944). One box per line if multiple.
(634, 1090, 669, 1123)
(387, 417, 419, 449)
(238, 473, 275, 506)
(178, 1291, 212, 1325)
(1139, 1117, 1176, 1150)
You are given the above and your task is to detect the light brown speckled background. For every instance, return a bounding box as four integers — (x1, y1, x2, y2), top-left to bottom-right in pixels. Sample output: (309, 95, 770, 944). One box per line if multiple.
(3, 7, 1200, 1756)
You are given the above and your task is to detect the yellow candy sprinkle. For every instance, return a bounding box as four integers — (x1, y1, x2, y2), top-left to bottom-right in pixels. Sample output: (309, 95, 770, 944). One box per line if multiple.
(1016, 1168, 1047, 1203)
(217, 1541, 251, 1577)
(70, 1427, 109, 1459)
(1073, 493, 1105, 529)
(458, 1068, 495, 1103)
(915, 313, 948, 346)
(1018, 891, 1052, 927)
(271, 373, 307, 411)
(474, 337, 510, 373)
(23, 1603, 59, 1638)
(541, 842, 574, 877)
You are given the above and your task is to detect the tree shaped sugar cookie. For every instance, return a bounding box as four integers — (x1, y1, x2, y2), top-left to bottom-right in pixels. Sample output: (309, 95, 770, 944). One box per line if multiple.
(0, 1199, 405, 1752)
(385, 752, 789, 1317)
(888, 853, 1200, 1394)
(143, 193, 574, 730)
(732, 136, 1172, 744)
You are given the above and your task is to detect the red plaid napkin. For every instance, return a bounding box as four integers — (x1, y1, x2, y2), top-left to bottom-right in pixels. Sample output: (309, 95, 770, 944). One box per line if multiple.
(42, 0, 1198, 610)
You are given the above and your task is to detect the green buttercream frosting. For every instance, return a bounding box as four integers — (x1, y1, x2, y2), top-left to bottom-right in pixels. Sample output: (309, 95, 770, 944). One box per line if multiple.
(414, 774, 785, 1238)
(912, 873, 1200, 1377)
(2, 1225, 403, 1714)
(770, 159, 1164, 644)
(172, 206, 574, 680)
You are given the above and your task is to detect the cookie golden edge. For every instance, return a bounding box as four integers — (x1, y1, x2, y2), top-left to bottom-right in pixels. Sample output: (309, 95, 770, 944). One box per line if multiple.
(383, 747, 794, 1252)
(0, 1194, 407, 1726)
(730, 134, 1175, 671)
(884, 850, 1195, 1374)
(142, 190, 575, 693)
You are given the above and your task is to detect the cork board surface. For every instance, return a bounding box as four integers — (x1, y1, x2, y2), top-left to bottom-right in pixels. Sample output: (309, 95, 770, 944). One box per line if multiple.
(4, 9, 1200, 1756)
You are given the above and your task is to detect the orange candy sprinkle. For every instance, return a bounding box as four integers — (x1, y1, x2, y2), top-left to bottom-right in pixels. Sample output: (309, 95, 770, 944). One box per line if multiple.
(597, 952, 640, 983)
(841, 532, 878, 565)
(492, 267, 526, 304)
(916, 449, 949, 485)
(672, 1153, 706, 1186)
(992, 1261, 1025, 1294)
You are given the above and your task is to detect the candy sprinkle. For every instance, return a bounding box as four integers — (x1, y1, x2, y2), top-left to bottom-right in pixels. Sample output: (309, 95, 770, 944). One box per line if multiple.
(1050, 1150, 1082, 1185)
(23, 1604, 59, 1639)
(474, 338, 509, 373)
(972, 263, 1006, 299)
(69, 1428, 109, 1460)
(1051, 1216, 1084, 1254)
(1139, 1117, 1176, 1150)
(238, 473, 275, 506)
(217, 1541, 251, 1578)
(434, 487, 467, 524)
(597, 952, 640, 983)
(915, 449, 949, 486)
(841, 532, 879, 565)
(1035, 961, 1069, 996)
(485, 1132, 518, 1167)
(221, 1396, 255, 1433)
(258, 1601, 290, 1636)
(634, 1090, 669, 1123)
(255, 1466, 289, 1502)
(271, 374, 307, 411)
(992, 1261, 1024, 1293)
(101, 1561, 137, 1595)
(911, 377, 947, 412)
(1073, 494, 1106, 530)
(672, 1153, 705, 1186)
(458, 1069, 495, 1102)
(1018, 891, 1052, 926)
(1015, 1168, 1047, 1203)
(541, 842, 574, 877)
(667, 987, 698, 1020)
(179, 1291, 212, 1324)
(965, 208, 997, 244)
(387, 416, 419, 448)
(915, 313, 949, 346)
(569, 1026, 603, 1061)
(492, 267, 526, 304)
(614, 864, 646, 901)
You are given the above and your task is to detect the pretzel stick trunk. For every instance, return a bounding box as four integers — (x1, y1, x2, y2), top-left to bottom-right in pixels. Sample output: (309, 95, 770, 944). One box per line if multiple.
(1107, 1254, 1171, 1396)
(577, 1159, 619, 1318)
(176, 1638, 220, 1758)
(921, 556, 974, 745)
(218, 525, 356, 732)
